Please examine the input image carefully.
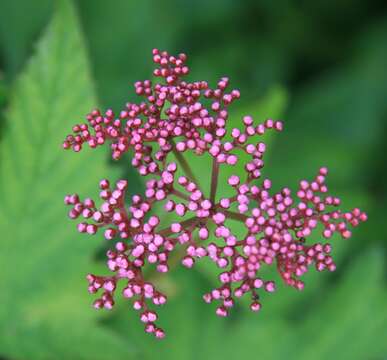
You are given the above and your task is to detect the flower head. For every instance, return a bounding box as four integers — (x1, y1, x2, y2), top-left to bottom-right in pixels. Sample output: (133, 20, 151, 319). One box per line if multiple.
(64, 49, 367, 338)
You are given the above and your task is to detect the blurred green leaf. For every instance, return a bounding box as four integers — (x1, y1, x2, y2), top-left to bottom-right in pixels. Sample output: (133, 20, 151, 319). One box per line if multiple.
(0, 0, 53, 78)
(295, 249, 387, 360)
(266, 19, 387, 192)
(75, 0, 183, 108)
(0, 1, 134, 359)
(0, 76, 6, 138)
(0, 76, 6, 108)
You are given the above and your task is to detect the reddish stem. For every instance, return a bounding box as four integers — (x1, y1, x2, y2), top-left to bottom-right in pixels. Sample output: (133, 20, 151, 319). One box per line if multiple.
(222, 210, 248, 222)
(170, 189, 191, 202)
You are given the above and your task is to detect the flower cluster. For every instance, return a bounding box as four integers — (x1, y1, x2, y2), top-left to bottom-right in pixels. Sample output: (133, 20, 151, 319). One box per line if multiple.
(63, 49, 367, 339)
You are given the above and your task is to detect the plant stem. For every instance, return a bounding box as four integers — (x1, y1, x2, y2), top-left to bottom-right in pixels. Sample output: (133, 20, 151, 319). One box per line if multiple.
(171, 144, 200, 187)
(209, 157, 219, 204)
(170, 189, 191, 201)
(222, 210, 248, 222)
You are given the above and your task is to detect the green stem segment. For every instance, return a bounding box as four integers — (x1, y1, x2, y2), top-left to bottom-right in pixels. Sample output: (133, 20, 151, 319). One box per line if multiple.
(172, 146, 200, 187)
(210, 157, 219, 204)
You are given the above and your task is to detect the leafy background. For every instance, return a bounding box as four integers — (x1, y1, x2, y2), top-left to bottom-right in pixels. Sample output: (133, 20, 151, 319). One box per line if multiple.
(0, 0, 386, 359)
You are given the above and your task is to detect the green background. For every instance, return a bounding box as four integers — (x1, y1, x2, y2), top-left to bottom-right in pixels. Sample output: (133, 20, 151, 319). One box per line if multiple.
(0, 1, 386, 359)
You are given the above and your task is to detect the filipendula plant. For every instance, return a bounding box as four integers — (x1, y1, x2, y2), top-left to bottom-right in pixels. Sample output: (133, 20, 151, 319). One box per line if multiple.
(63, 49, 367, 339)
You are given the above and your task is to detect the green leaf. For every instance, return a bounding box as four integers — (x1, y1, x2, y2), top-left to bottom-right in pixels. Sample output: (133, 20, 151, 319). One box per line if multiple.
(265, 20, 387, 191)
(0, 0, 53, 78)
(0, 76, 6, 108)
(75, 0, 181, 108)
(0, 75, 6, 138)
(295, 249, 387, 360)
(0, 1, 134, 359)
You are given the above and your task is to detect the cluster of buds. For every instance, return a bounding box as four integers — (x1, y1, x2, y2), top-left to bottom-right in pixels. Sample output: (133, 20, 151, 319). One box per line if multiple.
(63, 49, 367, 338)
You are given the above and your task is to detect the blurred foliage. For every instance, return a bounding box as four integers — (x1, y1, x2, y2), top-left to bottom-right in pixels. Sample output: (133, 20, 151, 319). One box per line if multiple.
(0, 76, 6, 108)
(0, 2, 132, 358)
(0, 0, 53, 78)
(0, 0, 386, 359)
(0, 75, 7, 140)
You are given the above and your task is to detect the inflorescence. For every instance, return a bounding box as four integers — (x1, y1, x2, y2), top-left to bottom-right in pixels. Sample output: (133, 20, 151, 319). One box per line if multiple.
(63, 49, 367, 339)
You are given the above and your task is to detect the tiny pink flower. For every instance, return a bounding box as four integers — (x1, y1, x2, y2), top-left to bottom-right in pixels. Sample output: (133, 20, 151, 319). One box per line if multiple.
(64, 49, 367, 339)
